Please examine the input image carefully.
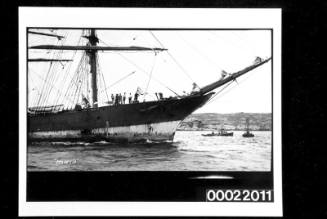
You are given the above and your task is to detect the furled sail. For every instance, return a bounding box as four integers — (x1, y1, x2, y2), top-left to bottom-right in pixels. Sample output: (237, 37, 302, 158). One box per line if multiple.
(28, 30, 65, 40)
(28, 58, 73, 62)
(29, 45, 167, 51)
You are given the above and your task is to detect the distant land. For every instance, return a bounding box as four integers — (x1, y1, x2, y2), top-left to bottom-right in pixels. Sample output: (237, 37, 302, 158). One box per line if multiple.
(177, 112, 272, 131)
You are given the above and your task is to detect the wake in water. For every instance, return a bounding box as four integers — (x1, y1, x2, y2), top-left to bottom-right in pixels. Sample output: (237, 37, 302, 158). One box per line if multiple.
(27, 131, 271, 171)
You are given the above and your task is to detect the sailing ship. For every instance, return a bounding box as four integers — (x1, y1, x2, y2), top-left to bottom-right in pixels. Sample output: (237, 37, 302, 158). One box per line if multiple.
(242, 118, 255, 138)
(27, 29, 270, 143)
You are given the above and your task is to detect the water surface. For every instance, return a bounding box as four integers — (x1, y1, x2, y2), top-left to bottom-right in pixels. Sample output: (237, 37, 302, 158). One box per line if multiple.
(27, 131, 271, 171)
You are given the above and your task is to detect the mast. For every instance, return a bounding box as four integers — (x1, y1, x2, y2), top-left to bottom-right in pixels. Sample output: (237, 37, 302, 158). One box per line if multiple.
(29, 29, 167, 108)
(86, 29, 99, 108)
(246, 118, 250, 132)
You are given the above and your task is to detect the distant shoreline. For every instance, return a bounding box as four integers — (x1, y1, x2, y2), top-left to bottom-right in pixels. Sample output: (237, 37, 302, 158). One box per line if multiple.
(178, 112, 272, 131)
(176, 129, 271, 132)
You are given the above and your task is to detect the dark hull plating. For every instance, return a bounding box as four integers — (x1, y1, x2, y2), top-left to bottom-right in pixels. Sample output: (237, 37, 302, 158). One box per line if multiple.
(28, 93, 213, 142)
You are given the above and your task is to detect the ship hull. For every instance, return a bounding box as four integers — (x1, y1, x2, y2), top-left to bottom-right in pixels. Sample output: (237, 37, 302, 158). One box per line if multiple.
(28, 93, 213, 143)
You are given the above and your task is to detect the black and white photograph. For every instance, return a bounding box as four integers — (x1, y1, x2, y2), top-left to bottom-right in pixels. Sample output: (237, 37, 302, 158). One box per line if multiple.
(27, 28, 271, 171)
(19, 8, 282, 217)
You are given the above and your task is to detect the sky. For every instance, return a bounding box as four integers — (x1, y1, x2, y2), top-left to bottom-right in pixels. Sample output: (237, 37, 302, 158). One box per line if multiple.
(28, 29, 272, 113)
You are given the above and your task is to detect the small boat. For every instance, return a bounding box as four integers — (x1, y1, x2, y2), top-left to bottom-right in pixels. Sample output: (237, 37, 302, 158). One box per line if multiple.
(202, 131, 234, 137)
(242, 118, 254, 137)
(217, 127, 234, 136)
(202, 125, 234, 137)
(219, 130, 234, 136)
(202, 132, 218, 137)
(242, 131, 254, 138)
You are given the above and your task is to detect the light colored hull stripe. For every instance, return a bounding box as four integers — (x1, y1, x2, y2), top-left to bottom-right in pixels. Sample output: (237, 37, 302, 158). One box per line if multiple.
(29, 120, 181, 141)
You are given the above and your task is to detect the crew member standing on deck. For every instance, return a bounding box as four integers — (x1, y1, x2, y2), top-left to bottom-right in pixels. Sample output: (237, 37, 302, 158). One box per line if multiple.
(115, 94, 119, 105)
(111, 94, 115, 105)
(134, 92, 139, 103)
(158, 92, 163, 100)
(123, 92, 126, 104)
(119, 93, 122, 104)
(128, 93, 132, 103)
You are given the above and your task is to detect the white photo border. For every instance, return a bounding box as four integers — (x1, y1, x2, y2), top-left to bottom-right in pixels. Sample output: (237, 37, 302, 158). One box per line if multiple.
(19, 7, 282, 216)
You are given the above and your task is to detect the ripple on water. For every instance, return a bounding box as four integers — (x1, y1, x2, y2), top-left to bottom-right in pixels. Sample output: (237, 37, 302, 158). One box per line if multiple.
(27, 131, 272, 171)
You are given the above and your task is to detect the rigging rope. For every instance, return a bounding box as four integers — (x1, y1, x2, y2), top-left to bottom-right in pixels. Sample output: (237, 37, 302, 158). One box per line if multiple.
(35, 61, 53, 110)
(75, 66, 88, 107)
(208, 31, 256, 59)
(72, 53, 89, 108)
(54, 31, 83, 108)
(144, 53, 157, 96)
(28, 68, 75, 105)
(229, 31, 256, 58)
(206, 68, 259, 106)
(98, 37, 180, 97)
(206, 80, 235, 106)
(96, 54, 110, 103)
(29, 30, 99, 110)
(37, 32, 68, 110)
(177, 32, 225, 73)
(149, 31, 195, 84)
(60, 52, 87, 109)
(43, 34, 66, 104)
(29, 70, 44, 107)
(99, 70, 136, 93)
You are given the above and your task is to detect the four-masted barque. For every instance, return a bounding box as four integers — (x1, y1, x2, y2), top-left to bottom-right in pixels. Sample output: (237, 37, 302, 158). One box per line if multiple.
(27, 29, 270, 143)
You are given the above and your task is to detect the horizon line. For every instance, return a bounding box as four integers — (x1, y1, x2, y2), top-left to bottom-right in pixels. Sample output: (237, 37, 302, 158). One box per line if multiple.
(193, 112, 272, 114)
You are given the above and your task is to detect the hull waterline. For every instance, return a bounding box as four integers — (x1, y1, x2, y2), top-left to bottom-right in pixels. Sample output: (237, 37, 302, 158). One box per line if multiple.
(28, 93, 213, 143)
